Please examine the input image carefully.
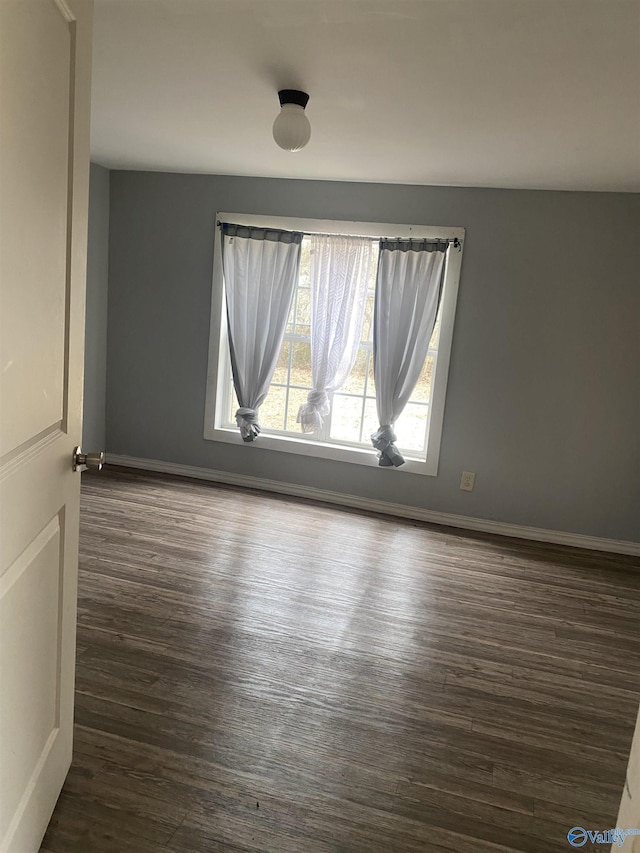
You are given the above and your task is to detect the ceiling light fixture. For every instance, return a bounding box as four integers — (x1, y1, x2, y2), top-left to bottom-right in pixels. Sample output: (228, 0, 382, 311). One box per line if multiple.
(272, 89, 311, 152)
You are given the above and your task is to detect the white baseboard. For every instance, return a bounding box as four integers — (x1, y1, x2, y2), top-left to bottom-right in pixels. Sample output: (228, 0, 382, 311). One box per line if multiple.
(106, 454, 640, 558)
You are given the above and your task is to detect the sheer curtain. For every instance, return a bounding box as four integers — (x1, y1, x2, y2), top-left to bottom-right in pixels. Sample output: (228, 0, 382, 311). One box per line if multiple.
(222, 223, 302, 441)
(297, 235, 373, 433)
(371, 239, 448, 466)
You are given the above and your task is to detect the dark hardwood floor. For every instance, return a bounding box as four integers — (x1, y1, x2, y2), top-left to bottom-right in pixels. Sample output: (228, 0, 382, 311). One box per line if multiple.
(41, 468, 640, 852)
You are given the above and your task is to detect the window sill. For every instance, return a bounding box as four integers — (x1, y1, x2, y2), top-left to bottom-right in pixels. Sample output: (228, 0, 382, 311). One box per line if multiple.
(204, 425, 438, 476)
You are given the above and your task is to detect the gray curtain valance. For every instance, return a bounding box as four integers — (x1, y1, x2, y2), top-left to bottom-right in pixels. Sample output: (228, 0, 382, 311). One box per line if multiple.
(379, 238, 450, 254)
(221, 222, 303, 245)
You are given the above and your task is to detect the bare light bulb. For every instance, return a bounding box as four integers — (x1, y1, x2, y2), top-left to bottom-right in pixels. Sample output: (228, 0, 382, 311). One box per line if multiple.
(272, 90, 311, 152)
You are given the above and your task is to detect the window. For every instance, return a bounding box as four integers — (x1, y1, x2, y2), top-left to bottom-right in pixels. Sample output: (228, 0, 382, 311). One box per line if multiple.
(204, 214, 464, 476)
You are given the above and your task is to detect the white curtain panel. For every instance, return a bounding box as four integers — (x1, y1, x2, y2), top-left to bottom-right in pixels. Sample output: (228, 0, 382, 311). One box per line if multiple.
(222, 223, 302, 441)
(372, 239, 447, 466)
(297, 234, 373, 433)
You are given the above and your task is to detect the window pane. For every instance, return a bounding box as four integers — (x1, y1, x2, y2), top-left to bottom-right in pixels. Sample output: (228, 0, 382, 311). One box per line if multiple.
(290, 341, 313, 389)
(285, 386, 310, 432)
(228, 386, 239, 425)
(260, 385, 286, 431)
(329, 394, 362, 443)
(411, 354, 435, 403)
(363, 397, 378, 444)
(296, 287, 311, 328)
(299, 239, 311, 286)
(361, 293, 375, 344)
(395, 403, 428, 453)
(341, 348, 367, 395)
(273, 341, 291, 385)
(367, 352, 375, 393)
(286, 295, 296, 335)
(367, 244, 379, 282)
(429, 314, 441, 350)
(294, 322, 311, 338)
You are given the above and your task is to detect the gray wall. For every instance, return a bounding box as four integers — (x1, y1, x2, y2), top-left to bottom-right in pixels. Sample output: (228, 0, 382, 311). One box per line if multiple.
(106, 171, 640, 543)
(82, 163, 110, 450)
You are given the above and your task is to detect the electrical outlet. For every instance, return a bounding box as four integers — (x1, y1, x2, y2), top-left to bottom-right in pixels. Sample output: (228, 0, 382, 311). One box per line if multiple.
(460, 471, 476, 491)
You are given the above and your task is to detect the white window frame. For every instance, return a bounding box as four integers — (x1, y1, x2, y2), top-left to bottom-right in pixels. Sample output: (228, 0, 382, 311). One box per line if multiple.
(204, 213, 465, 476)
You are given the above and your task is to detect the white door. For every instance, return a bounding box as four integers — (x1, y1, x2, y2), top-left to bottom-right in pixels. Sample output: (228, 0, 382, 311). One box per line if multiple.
(614, 705, 640, 852)
(0, 1, 93, 851)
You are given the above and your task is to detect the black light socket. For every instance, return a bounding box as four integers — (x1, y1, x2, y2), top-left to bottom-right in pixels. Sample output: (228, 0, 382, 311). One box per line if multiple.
(278, 89, 309, 109)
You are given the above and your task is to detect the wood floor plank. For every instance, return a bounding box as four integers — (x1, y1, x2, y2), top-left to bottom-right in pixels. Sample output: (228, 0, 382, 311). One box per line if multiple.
(40, 468, 640, 853)
(391, 783, 567, 853)
(41, 789, 180, 850)
(71, 724, 402, 814)
(171, 788, 514, 853)
(445, 669, 639, 728)
(494, 763, 623, 820)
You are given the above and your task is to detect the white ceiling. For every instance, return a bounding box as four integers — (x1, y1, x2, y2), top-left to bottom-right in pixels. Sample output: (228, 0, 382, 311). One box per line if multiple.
(91, 0, 640, 192)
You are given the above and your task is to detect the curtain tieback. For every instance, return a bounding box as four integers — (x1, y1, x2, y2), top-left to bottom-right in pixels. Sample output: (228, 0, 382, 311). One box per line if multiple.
(235, 407, 261, 442)
(296, 389, 330, 434)
(371, 424, 405, 467)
